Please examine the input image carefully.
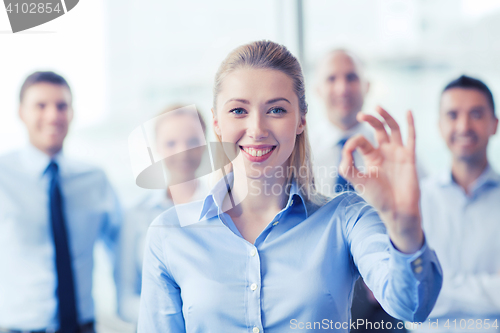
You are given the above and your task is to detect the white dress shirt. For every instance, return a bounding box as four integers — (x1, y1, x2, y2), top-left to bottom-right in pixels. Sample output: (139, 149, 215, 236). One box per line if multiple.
(0, 145, 122, 331)
(416, 165, 500, 332)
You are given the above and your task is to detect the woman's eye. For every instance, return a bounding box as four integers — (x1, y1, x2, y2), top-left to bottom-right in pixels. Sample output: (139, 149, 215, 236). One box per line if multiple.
(269, 107, 287, 114)
(229, 108, 246, 115)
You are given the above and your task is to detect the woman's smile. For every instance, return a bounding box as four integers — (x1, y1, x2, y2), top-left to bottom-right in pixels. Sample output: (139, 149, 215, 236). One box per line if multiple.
(239, 144, 277, 162)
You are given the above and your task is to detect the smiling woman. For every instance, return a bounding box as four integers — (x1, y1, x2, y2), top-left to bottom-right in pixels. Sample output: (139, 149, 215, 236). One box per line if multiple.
(137, 40, 444, 333)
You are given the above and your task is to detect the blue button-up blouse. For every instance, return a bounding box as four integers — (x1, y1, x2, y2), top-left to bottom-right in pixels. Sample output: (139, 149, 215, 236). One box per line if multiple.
(138, 172, 442, 332)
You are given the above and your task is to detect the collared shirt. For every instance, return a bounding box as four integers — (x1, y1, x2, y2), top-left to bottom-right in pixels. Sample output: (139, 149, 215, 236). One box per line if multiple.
(138, 172, 443, 332)
(310, 120, 427, 196)
(416, 165, 500, 332)
(0, 145, 122, 331)
(117, 183, 208, 323)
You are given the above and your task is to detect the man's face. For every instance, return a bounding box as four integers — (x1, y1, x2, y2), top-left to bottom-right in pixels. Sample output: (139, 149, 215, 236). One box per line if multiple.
(439, 88, 498, 164)
(316, 51, 369, 130)
(19, 82, 73, 156)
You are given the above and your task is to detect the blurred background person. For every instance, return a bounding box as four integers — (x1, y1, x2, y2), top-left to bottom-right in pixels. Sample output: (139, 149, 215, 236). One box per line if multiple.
(0, 71, 121, 333)
(311, 49, 374, 194)
(117, 105, 208, 325)
(311, 49, 427, 195)
(311, 49, 407, 333)
(417, 75, 500, 332)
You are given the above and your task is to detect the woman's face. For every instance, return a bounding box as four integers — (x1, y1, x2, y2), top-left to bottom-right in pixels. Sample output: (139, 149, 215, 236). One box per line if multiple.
(155, 114, 205, 179)
(213, 68, 305, 179)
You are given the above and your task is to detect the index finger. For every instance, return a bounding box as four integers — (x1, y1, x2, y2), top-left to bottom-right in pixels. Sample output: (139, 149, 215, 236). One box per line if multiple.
(357, 113, 390, 145)
(376, 106, 403, 145)
(407, 110, 416, 154)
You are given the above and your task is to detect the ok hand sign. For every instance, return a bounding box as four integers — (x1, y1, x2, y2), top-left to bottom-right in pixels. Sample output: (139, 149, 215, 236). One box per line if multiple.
(339, 106, 424, 254)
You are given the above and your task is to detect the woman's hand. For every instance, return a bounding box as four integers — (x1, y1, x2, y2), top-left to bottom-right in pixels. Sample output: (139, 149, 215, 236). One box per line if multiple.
(339, 106, 424, 254)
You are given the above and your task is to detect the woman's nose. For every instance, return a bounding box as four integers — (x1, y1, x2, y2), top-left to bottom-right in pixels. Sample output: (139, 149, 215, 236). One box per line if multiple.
(247, 113, 268, 140)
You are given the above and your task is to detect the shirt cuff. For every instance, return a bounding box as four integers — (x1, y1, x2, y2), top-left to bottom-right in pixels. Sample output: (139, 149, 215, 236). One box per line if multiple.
(389, 234, 434, 280)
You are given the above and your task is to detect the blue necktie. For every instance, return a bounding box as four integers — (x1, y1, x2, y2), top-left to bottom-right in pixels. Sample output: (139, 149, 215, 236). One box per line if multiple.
(46, 161, 79, 333)
(335, 138, 355, 193)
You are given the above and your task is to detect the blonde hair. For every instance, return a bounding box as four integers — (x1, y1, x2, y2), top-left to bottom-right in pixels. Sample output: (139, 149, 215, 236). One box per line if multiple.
(212, 40, 328, 206)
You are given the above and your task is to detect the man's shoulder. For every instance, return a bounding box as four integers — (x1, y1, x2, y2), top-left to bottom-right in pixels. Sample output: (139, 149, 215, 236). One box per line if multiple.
(0, 150, 30, 183)
(62, 156, 108, 179)
(0, 149, 107, 179)
(309, 121, 331, 146)
(0, 150, 23, 169)
(420, 172, 448, 193)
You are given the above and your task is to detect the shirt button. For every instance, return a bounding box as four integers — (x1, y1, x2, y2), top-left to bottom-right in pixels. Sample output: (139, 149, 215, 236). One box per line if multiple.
(250, 283, 258, 291)
(414, 266, 423, 274)
(413, 258, 422, 265)
(290, 199, 294, 205)
(272, 221, 279, 226)
(250, 249, 257, 257)
(253, 327, 260, 333)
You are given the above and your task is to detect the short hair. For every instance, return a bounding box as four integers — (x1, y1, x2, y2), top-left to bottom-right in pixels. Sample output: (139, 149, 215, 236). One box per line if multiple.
(154, 104, 206, 136)
(19, 71, 72, 103)
(442, 75, 496, 117)
(316, 48, 367, 82)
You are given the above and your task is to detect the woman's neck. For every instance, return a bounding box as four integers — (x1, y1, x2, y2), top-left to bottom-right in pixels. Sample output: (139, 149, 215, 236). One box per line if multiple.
(222, 165, 290, 244)
(231, 169, 288, 213)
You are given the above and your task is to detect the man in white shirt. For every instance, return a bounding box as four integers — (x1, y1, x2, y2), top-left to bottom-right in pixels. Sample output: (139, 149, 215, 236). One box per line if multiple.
(417, 75, 500, 332)
(311, 49, 375, 197)
(311, 49, 426, 197)
(0, 71, 122, 333)
(311, 49, 406, 333)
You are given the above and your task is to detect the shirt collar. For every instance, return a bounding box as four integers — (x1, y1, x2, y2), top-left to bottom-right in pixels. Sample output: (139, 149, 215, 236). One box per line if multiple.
(287, 180, 309, 218)
(198, 173, 232, 221)
(198, 172, 309, 221)
(437, 164, 500, 191)
(470, 164, 500, 190)
(21, 144, 64, 179)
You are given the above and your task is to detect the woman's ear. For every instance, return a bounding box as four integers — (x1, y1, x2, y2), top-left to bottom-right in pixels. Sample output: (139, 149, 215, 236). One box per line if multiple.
(296, 115, 306, 135)
(212, 108, 222, 137)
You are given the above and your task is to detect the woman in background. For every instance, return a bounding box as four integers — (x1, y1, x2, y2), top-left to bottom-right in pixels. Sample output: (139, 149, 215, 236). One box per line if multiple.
(138, 41, 443, 332)
(117, 105, 208, 324)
